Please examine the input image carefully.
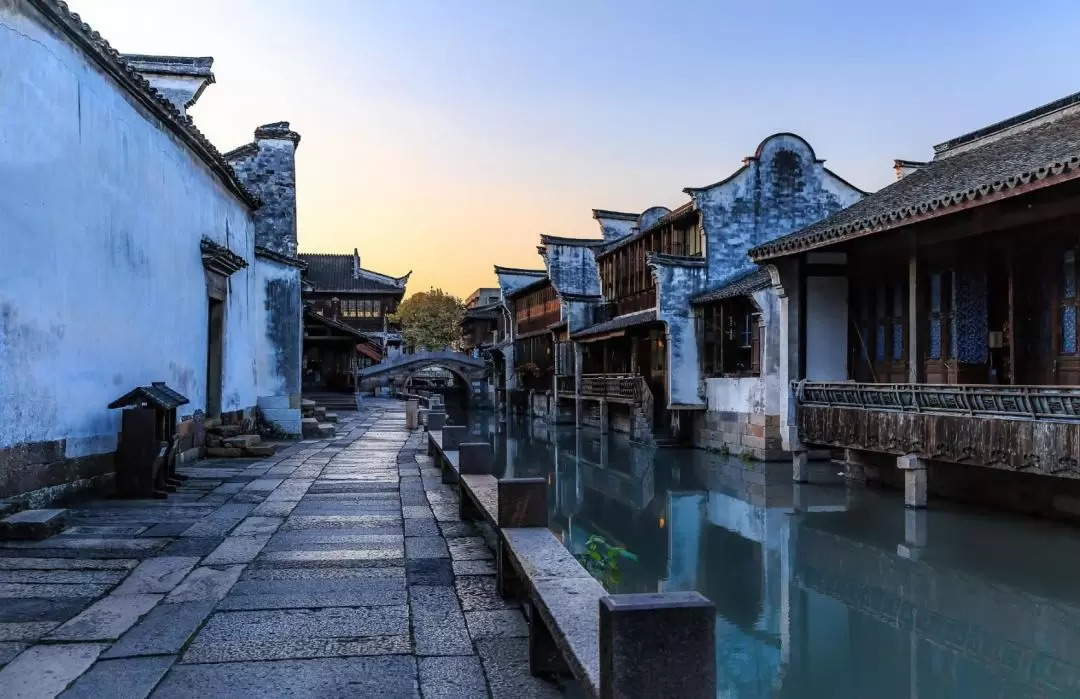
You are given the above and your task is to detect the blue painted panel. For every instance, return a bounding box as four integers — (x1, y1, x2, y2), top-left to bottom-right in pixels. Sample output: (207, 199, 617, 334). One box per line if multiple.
(929, 319, 942, 360)
(1064, 306, 1077, 354)
(875, 325, 886, 361)
(953, 266, 988, 364)
(930, 273, 942, 313)
(892, 324, 904, 361)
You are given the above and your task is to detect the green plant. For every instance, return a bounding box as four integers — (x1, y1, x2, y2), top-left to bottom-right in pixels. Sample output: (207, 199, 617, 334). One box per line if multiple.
(577, 534, 625, 589)
(739, 449, 756, 462)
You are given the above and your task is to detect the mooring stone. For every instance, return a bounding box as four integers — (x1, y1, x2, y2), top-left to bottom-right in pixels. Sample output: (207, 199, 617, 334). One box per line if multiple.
(0, 509, 68, 541)
(497, 478, 547, 528)
(599, 592, 716, 699)
(441, 426, 468, 451)
(459, 443, 493, 475)
(427, 411, 446, 431)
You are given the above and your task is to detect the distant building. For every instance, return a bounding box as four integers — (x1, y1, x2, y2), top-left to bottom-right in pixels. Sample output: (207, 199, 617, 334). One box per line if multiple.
(299, 248, 410, 392)
(465, 287, 501, 309)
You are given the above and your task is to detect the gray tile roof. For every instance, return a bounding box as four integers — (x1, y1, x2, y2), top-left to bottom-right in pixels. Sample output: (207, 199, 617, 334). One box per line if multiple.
(570, 309, 657, 339)
(750, 99, 1080, 261)
(299, 254, 407, 293)
(691, 267, 772, 304)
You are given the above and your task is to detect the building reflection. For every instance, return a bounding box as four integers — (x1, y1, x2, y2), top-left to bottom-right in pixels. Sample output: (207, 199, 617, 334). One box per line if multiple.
(459, 411, 1080, 698)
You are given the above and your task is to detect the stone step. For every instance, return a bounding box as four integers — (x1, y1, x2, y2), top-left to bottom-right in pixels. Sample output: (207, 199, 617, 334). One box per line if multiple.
(243, 444, 278, 458)
(0, 509, 67, 540)
(207, 424, 242, 438)
(314, 405, 327, 417)
(324, 412, 339, 423)
(222, 434, 261, 448)
(301, 418, 321, 437)
(316, 423, 336, 438)
(205, 447, 244, 458)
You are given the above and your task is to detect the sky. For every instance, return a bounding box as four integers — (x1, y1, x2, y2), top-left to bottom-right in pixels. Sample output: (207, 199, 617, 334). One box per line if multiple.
(78, 0, 1080, 299)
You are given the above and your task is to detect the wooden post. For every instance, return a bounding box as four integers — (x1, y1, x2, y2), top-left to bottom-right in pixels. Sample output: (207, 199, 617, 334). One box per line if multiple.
(1007, 251, 1016, 385)
(908, 249, 921, 384)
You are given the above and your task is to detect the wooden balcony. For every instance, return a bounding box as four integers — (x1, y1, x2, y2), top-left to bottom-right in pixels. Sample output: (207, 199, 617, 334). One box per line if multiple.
(794, 381, 1080, 476)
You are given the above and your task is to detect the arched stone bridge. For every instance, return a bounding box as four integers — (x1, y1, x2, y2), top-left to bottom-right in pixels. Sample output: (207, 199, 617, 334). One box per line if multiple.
(359, 350, 490, 405)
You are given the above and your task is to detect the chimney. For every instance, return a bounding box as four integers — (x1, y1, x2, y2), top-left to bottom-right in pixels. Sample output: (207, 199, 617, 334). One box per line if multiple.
(121, 55, 214, 116)
(224, 122, 302, 257)
(353, 248, 361, 278)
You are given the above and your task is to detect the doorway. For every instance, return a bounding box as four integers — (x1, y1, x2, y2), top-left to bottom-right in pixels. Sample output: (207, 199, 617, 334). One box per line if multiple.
(206, 298, 225, 417)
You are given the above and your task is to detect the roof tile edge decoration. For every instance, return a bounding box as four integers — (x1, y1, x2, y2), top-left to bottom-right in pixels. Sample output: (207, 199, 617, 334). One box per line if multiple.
(645, 251, 707, 269)
(749, 154, 1080, 261)
(493, 265, 548, 276)
(591, 209, 639, 221)
(691, 267, 772, 304)
(255, 245, 307, 269)
(30, 0, 260, 208)
(538, 234, 608, 247)
(200, 238, 248, 275)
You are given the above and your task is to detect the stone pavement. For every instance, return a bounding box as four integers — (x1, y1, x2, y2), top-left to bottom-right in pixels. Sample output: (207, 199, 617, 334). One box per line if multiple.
(0, 401, 567, 698)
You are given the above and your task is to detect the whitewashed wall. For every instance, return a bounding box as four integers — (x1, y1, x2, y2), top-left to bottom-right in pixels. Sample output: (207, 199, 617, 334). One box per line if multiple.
(805, 276, 848, 381)
(0, 2, 257, 457)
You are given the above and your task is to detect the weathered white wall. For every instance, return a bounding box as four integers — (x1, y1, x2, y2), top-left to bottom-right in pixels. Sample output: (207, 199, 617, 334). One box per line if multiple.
(805, 276, 848, 381)
(651, 258, 706, 407)
(0, 2, 257, 455)
(253, 258, 302, 434)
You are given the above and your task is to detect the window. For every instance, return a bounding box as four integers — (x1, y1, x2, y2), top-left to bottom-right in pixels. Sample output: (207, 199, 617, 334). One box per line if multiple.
(699, 298, 760, 377)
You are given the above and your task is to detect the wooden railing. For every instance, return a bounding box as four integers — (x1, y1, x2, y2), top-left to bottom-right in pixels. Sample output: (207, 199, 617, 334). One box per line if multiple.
(580, 373, 653, 404)
(556, 375, 575, 394)
(794, 380, 1080, 421)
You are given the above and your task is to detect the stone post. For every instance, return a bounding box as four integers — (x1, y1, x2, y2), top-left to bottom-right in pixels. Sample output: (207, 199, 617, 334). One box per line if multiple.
(792, 450, 808, 483)
(405, 400, 419, 430)
(897, 508, 928, 560)
(897, 454, 927, 508)
(441, 425, 468, 451)
(459, 443, 494, 475)
(497, 478, 547, 528)
(599, 592, 716, 699)
(599, 399, 609, 435)
(843, 448, 869, 482)
(427, 411, 446, 431)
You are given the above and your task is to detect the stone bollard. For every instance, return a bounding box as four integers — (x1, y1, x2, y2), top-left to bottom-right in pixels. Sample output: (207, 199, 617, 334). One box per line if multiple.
(459, 442, 493, 475)
(441, 425, 468, 451)
(418, 408, 429, 429)
(599, 592, 716, 699)
(427, 411, 446, 431)
(897, 454, 927, 508)
(405, 400, 419, 430)
(792, 449, 808, 483)
(497, 478, 547, 528)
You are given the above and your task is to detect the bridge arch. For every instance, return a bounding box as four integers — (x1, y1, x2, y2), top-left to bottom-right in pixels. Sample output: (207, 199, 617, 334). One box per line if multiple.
(358, 350, 490, 408)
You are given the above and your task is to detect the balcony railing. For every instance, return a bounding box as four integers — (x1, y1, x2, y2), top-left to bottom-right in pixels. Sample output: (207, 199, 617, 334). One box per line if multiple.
(581, 373, 649, 402)
(794, 380, 1080, 421)
(556, 375, 575, 394)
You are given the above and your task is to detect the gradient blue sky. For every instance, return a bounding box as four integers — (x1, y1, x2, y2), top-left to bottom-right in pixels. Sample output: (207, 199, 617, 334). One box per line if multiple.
(80, 0, 1079, 297)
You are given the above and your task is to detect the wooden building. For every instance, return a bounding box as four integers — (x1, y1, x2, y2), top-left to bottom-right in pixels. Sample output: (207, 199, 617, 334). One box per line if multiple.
(299, 249, 409, 393)
(750, 92, 1080, 517)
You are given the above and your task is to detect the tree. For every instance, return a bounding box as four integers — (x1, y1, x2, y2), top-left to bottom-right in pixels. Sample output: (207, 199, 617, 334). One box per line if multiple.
(390, 288, 464, 352)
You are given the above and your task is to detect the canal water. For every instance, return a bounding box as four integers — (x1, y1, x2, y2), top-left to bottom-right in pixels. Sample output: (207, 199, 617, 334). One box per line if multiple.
(449, 409, 1080, 698)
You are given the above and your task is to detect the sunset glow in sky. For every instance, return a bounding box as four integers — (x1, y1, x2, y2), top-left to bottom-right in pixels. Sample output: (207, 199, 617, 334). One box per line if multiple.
(79, 0, 1080, 298)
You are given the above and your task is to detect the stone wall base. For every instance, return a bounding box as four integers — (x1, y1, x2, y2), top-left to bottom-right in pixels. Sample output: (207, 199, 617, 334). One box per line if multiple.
(258, 395, 302, 436)
(847, 450, 1080, 522)
(0, 438, 116, 506)
(694, 411, 787, 461)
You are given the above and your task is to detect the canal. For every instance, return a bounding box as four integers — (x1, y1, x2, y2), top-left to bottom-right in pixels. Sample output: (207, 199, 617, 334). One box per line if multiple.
(448, 408, 1080, 698)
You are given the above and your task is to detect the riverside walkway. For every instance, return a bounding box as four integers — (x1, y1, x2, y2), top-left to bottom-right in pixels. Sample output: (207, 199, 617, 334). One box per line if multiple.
(0, 400, 565, 698)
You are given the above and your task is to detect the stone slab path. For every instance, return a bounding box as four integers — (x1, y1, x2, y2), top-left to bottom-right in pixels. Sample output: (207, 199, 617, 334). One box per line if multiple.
(0, 401, 566, 698)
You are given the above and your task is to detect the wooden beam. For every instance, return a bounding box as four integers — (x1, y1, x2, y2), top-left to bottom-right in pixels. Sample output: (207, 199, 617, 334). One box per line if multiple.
(908, 244, 921, 383)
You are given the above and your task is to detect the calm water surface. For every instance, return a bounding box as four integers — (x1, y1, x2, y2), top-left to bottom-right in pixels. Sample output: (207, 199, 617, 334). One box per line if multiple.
(448, 409, 1080, 699)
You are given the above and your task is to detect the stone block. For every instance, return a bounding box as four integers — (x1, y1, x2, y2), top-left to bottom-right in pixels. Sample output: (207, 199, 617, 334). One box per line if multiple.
(741, 435, 766, 450)
(209, 425, 243, 438)
(244, 444, 278, 458)
(324, 412, 339, 423)
(205, 447, 243, 458)
(599, 592, 715, 699)
(792, 451, 808, 483)
(222, 434, 260, 448)
(497, 478, 547, 528)
(316, 423, 335, 438)
(441, 426, 468, 451)
(0, 509, 67, 540)
(427, 411, 447, 431)
(459, 443, 493, 475)
(747, 423, 766, 438)
(301, 418, 320, 437)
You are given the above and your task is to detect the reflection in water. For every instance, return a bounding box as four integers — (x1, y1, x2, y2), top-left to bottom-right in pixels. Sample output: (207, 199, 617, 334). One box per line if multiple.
(448, 409, 1080, 698)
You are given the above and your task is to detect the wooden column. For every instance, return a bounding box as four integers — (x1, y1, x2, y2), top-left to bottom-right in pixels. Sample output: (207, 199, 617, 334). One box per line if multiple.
(1007, 250, 1016, 385)
(907, 249, 922, 384)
